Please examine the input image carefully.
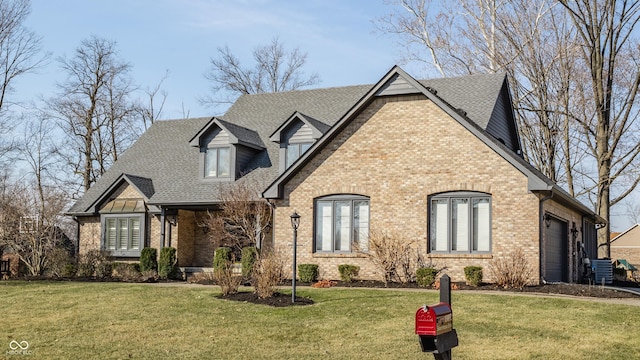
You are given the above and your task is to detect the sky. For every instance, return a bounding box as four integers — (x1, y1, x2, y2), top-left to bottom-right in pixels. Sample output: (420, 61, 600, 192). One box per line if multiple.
(12, 0, 635, 231)
(16, 0, 422, 119)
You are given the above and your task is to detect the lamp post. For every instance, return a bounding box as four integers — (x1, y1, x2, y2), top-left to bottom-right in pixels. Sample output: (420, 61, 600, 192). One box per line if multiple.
(290, 211, 300, 303)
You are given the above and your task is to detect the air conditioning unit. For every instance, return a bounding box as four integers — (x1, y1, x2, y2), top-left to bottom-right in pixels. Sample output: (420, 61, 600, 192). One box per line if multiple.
(591, 259, 613, 285)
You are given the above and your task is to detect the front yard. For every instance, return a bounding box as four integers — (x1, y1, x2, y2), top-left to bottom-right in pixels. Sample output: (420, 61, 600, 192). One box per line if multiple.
(1, 281, 639, 359)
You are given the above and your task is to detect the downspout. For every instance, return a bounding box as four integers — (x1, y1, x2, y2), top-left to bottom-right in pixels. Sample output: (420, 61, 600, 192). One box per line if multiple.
(539, 190, 553, 284)
(73, 216, 80, 256)
(160, 207, 166, 249)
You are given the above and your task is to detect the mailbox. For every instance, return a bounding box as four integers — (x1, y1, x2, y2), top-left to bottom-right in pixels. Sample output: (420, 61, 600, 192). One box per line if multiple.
(415, 274, 459, 359)
(415, 303, 453, 336)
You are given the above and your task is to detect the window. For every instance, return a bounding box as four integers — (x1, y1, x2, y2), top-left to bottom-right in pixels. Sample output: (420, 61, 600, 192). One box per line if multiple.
(103, 215, 144, 256)
(429, 192, 491, 253)
(205, 147, 230, 178)
(286, 142, 312, 168)
(315, 195, 369, 253)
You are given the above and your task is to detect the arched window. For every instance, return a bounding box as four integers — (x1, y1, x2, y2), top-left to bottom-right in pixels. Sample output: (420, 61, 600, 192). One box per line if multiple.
(314, 195, 370, 253)
(429, 192, 491, 253)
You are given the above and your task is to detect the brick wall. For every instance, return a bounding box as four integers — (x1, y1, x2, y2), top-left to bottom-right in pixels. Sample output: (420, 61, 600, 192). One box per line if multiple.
(274, 95, 542, 284)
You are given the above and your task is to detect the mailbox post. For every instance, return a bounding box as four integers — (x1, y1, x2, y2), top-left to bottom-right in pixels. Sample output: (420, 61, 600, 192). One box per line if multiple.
(415, 274, 458, 360)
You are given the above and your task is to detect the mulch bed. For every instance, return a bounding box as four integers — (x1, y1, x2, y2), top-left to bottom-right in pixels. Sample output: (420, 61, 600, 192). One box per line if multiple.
(217, 291, 314, 307)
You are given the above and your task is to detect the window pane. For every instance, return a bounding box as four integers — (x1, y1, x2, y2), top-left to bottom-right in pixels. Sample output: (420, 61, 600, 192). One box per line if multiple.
(316, 201, 333, 251)
(353, 200, 369, 252)
(205, 148, 217, 177)
(452, 198, 469, 251)
(131, 218, 140, 250)
(431, 199, 449, 251)
(286, 144, 300, 168)
(218, 147, 230, 177)
(118, 218, 129, 250)
(473, 198, 491, 251)
(334, 201, 351, 251)
(300, 142, 312, 154)
(106, 218, 116, 250)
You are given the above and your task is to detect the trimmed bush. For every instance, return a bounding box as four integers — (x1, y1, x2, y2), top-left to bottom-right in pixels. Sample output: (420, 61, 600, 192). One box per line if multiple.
(416, 267, 439, 288)
(464, 266, 483, 286)
(338, 264, 360, 282)
(158, 247, 178, 279)
(214, 247, 233, 270)
(241, 246, 258, 278)
(140, 248, 158, 272)
(298, 264, 319, 283)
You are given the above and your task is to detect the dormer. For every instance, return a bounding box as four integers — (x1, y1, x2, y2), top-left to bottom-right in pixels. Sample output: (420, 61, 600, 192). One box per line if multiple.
(189, 117, 265, 180)
(269, 112, 329, 173)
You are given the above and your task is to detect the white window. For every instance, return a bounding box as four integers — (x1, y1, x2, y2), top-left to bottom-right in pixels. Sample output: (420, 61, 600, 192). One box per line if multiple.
(315, 195, 369, 253)
(430, 193, 491, 253)
(286, 142, 312, 168)
(205, 147, 231, 178)
(103, 215, 144, 257)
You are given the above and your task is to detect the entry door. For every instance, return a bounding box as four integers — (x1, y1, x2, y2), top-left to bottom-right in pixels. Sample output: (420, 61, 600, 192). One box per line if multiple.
(545, 217, 568, 282)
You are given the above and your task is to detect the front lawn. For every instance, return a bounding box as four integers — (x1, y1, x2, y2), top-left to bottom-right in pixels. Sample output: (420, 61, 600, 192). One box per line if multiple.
(1, 281, 639, 359)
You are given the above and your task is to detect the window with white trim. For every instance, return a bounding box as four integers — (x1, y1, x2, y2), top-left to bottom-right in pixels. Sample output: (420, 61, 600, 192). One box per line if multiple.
(314, 195, 369, 253)
(205, 147, 231, 178)
(286, 142, 312, 168)
(429, 192, 491, 253)
(102, 214, 144, 257)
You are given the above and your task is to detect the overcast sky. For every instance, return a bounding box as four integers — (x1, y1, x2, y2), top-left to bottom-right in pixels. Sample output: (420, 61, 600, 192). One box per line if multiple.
(16, 0, 424, 119)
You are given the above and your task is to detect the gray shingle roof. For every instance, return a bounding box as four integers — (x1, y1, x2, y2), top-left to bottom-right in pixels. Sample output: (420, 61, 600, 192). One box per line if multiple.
(67, 71, 509, 215)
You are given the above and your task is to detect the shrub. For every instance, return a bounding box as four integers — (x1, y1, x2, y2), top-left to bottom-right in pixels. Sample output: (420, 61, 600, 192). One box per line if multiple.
(213, 247, 233, 270)
(112, 262, 142, 281)
(464, 266, 483, 286)
(416, 267, 439, 287)
(489, 248, 532, 289)
(298, 264, 319, 283)
(252, 250, 285, 299)
(214, 258, 242, 296)
(95, 261, 113, 279)
(46, 247, 76, 278)
(77, 250, 111, 278)
(357, 229, 416, 284)
(158, 247, 178, 279)
(140, 248, 158, 272)
(241, 246, 258, 278)
(338, 264, 360, 282)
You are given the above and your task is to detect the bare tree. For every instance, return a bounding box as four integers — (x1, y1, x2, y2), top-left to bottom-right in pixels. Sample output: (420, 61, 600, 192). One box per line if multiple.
(559, 0, 640, 257)
(0, 0, 47, 168)
(201, 178, 272, 254)
(48, 36, 139, 193)
(202, 37, 320, 106)
(138, 70, 169, 130)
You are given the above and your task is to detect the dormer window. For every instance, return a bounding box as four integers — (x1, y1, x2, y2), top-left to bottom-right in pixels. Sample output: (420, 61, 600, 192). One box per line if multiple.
(286, 142, 312, 168)
(190, 117, 265, 181)
(205, 146, 231, 178)
(269, 112, 330, 173)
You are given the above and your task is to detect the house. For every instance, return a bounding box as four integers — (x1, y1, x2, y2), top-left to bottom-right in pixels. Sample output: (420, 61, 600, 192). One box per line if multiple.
(611, 224, 640, 268)
(67, 66, 603, 284)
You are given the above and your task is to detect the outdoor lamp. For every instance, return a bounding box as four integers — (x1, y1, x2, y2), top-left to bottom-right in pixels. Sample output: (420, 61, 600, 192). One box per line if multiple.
(290, 211, 300, 230)
(290, 211, 300, 303)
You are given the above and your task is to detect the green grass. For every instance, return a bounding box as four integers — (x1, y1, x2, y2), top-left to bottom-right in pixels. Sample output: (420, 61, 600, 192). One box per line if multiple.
(1, 281, 639, 359)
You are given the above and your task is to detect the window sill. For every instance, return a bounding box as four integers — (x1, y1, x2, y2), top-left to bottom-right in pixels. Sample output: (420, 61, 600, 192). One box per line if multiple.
(312, 252, 368, 259)
(106, 250, 141, 258)
(427, 253, 492, 259)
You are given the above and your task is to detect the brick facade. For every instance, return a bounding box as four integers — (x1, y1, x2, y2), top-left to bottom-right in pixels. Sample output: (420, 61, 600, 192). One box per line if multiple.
(274, 95, 543, 284)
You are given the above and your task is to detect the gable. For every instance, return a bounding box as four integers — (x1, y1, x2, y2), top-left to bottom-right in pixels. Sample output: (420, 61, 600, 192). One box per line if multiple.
(612, 225, 640, 246)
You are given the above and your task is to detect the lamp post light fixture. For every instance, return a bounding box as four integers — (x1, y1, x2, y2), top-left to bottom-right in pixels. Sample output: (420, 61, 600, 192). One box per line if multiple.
(290, 211, 301, 303)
